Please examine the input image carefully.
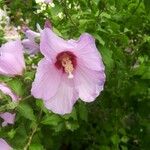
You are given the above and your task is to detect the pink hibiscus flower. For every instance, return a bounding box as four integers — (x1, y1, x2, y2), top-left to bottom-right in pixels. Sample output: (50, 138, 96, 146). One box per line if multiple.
(22, 20, 52, 54)
(0, 112, 16, 127)
(0, 83, 19, 102)
(31, 28, 105, 115)
(0, 40, 25, 76)
(0, 83, 20, 127)
(0, 138, 12, 150)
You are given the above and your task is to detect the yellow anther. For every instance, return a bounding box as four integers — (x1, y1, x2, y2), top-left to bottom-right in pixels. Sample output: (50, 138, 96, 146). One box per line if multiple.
(61, 57, 74, 79)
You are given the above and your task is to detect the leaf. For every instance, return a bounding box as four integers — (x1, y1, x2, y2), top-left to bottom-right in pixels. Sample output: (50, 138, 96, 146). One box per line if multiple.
(94, 34, 105, 46)
(111, 134, 120, 145)
(100, 46, 114, 73)
(78, 102, 88, 122)
(41, 114, 62, 126)
(29, 143, 45, 150)
(65, 121, 79, 131)
(144, 0, 150, 14)
(17, 102, 36, 121)
(63, 107, 77, 120)
(7, 78, 24, 96)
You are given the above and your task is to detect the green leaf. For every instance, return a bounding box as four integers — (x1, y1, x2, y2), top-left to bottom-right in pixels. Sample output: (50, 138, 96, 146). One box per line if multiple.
(93, 34, 105, 46)
(63, 107, 77, 120)
(65, 121, 79, 131)
(7, 78, 24, 96)
(78, 102, 88, 122)
(100, 46, 114, 73)
(111, 134, 120, 145)
(144, 0, 150, 14)
(41, 114, 62, 126)
(17, 102, 36, 121)
(29, 143, 45, 150)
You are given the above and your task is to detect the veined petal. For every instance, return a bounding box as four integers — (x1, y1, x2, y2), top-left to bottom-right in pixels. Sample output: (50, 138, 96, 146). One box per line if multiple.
(74, 60, 105, 102)
(25, 29, 40, 41)
(0, 112, 16, 127)
(31, 59, 62, 100)
(0, 83, 19, 102)
(0, 40, 25, 76)
(70, 33, 105, 71)
(44, 74, 78, 115)
(0, 138, 12, 150)
(40, 28, 73, 61)
(22, 39, 39, 54)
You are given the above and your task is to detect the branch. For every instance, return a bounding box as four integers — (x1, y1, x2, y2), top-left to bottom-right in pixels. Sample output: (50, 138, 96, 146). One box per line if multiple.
(23, 109, 42, 150)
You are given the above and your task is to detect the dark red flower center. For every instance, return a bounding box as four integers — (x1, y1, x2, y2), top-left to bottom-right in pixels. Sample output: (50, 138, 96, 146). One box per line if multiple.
(55, 51, 77, 78)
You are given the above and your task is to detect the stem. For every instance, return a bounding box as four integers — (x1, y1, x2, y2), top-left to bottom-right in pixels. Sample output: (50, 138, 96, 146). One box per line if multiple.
(23, 109, 42, 150)
(23, 126, 38, 150)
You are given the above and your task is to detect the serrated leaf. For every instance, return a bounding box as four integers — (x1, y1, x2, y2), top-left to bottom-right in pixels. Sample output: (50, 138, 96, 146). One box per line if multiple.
(7, 78, 24, 96)
(17, 103, 36, 121)
(41, 114, 62, 126)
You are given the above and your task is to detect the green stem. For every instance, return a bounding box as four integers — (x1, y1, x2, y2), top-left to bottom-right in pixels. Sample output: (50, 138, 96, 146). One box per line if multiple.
(23, 109, 42, 150)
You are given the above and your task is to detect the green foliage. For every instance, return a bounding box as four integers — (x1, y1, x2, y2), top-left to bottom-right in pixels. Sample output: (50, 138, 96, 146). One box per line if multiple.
(0, 0, 150, 149)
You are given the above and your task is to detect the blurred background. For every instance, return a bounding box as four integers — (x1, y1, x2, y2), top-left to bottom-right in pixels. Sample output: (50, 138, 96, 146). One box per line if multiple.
(0, 0, 150, 150)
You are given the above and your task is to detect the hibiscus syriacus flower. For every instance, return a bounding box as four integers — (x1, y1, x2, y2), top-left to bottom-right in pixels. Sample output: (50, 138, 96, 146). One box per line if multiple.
(0, 83, 19, 102)
(0, 40, 25, 76)
(0, 138, 12, 150)
(0, 83, 19, 127)
(22, 20, 52, 54)
(0, 112, 16, 127)
(31, 28, 105, 114)
(22, 28, 40, 54)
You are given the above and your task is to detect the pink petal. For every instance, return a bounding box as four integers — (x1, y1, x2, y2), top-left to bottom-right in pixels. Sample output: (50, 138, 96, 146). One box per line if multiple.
(69, 33, 105, 71)
(0, 40, 25, 76)
(25, 29, 40, 41)
(0, 83, 19, 102)
(44, 0, 53, 4)
(0, 112, 16, 127)
(40, 28, 73, 61)
(44, 74, 78, 115)
(74, 60, 105, 102)
(44, 20, 52, 29)
(22, 39, 39, 54)
(0, 138, 12, 150)
(31, 59, 62, 101)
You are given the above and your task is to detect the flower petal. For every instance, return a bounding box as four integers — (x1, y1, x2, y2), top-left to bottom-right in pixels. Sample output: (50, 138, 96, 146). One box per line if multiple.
(0, 83, 19, 102)
(0, 112, 16, 127)
(40, 28, 73, 60)
(25, 29, 40, 41)
(44, 0, 53, 4)
(70, 33, 105, 71)
(22, 39, 39, 54)
(44, 20, 52, 29)
(31, 58, 62, 100)
(0, 138, 12, 150)
(74, 60, 105, 102)
(44, 74, 78, 115)
(0, 40, 25, 76)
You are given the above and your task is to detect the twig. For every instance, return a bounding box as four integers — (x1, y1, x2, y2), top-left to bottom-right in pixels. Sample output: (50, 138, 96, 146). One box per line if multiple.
(23, 109, 42, 150)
